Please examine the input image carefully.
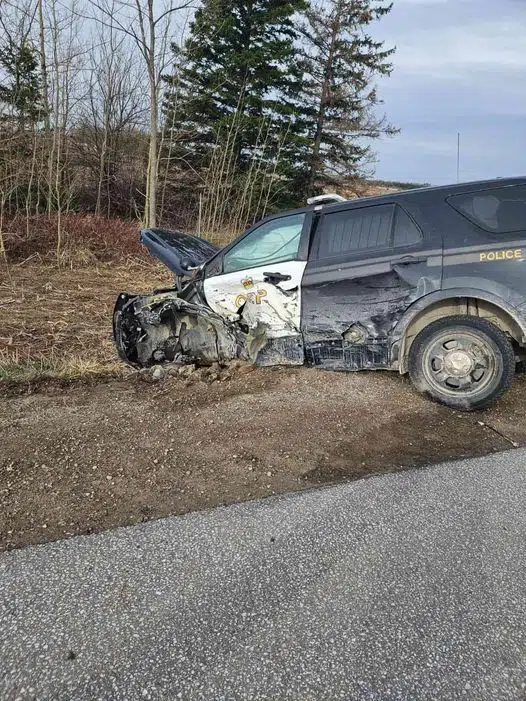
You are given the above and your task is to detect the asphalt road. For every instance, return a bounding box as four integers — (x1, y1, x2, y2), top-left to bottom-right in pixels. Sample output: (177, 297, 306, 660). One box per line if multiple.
(1, 451, 526, 701)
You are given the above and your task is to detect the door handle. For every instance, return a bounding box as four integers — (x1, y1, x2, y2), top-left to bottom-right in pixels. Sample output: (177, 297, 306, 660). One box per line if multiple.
(390, 255, 427, 268)
(263, 271, 292, 284)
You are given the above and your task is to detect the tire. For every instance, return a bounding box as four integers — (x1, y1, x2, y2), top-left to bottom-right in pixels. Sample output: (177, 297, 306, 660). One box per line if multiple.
(408, 315, 515, 411)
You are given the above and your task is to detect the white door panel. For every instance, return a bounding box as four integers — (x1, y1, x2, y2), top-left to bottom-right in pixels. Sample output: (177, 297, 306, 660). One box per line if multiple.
(203, 260, 307, 338)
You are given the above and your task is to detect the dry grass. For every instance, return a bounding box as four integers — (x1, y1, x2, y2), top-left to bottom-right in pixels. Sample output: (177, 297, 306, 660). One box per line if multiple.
(1, 213, 145, 265)
(0, 211, 234, 383)
(0, 259, 173, 382)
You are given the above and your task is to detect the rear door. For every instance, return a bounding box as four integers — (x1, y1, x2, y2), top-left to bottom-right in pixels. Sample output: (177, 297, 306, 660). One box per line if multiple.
(202, 212, 311, 364)
(301, 202, 443, 369)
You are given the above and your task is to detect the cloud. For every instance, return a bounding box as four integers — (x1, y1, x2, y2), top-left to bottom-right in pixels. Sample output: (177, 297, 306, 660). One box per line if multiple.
(394, 0, 450, 4)
(394, 19, 526, 77)
(370, 0, 526, 184)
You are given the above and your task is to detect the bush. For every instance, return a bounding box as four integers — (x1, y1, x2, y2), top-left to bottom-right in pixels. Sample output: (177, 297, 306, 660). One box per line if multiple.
(1, 213, 146, 264)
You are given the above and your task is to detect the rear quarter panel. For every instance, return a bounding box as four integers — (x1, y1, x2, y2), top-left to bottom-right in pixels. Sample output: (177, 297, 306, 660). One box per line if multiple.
(439, 199, 526, 309)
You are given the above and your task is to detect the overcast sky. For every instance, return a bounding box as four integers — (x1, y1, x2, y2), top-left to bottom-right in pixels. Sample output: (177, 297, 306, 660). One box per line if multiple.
(371, 0, 526, 185)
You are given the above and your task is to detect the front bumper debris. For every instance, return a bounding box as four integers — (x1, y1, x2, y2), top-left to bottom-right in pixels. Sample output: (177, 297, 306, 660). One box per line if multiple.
(113, 291, 255, 368)
(113, 286, 304, 372)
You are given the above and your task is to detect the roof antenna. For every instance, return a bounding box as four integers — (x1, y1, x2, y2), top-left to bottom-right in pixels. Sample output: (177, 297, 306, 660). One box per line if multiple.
(457, 132, 460, 183)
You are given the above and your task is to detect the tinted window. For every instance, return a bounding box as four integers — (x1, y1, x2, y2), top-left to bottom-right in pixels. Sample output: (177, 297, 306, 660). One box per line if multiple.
(316, 205, 394, 259)
(223, 213, 305, 274)
(448, 185, 526, 234)
(393, 206, 422, 247)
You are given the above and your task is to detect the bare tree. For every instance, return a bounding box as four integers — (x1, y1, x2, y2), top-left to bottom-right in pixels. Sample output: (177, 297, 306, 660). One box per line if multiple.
(195, 101, 292, 242)
(75, 6, 148, 217)
(37, 0, 50, 132)
(42, 0, 85, 259)
(88, 0, 194, 228)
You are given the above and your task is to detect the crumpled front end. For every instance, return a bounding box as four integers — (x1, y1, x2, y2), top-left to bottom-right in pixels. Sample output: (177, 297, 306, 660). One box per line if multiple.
(113, 291, 269, 368)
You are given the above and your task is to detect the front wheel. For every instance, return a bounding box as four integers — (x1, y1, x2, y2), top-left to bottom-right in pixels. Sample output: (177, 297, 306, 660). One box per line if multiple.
(408, 315, 515, 411)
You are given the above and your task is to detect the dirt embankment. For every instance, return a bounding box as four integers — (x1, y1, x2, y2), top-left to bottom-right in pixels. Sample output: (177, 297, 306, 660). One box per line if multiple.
(2, 364, 525, 552)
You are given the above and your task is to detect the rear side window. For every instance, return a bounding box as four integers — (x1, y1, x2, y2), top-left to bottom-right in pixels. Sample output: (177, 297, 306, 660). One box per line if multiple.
(315, 204, 422, 260)
(316, 204, 394, 259)
(448, 185, 526, 234)
(393, 206, 422, 247)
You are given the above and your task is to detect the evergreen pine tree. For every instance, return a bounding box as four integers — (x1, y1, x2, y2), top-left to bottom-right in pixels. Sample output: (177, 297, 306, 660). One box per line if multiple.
(0, 39, 46, 131)
(299, 0, 397, 195)
(163, 0, 309, 217)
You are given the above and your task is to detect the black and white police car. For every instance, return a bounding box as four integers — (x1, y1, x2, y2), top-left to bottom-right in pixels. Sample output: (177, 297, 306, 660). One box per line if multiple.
(114, 177, 526, 410)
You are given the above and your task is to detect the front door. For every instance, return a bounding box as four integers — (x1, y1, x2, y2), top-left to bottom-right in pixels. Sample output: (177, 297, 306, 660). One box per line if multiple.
(202, 212, 310, 364)
(301, 202, 443, 370)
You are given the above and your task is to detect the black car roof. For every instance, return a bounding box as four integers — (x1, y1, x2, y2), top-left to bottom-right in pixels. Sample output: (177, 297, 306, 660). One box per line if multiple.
(309, 176, 526, 215)
(257, 176, 526, 226)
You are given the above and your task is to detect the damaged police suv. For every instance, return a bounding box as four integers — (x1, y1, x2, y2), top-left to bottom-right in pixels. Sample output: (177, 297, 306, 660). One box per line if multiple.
(114, 176, 526, 411)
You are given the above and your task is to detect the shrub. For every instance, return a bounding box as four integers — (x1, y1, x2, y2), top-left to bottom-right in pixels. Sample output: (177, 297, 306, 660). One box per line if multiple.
(1, 213, 145, 265)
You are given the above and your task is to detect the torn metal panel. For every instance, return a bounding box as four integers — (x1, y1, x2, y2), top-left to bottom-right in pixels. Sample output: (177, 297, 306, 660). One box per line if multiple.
(114, 291, 246, 368)
(202, 260, 307, 340)
(301, 279, 419, 370)
(238, 283, 301, 339)
(113, 288, 304, 369)
(253, 334, 304, 366)
(301, 247, 442, 370)
(305, 339, 389, 370)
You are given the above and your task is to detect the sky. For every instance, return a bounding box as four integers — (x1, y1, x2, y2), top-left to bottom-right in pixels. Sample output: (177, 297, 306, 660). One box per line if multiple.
(371, 0, 526, 185)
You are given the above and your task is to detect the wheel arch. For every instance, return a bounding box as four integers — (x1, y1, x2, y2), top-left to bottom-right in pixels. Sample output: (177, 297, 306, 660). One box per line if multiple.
(393, 289, 526, 374)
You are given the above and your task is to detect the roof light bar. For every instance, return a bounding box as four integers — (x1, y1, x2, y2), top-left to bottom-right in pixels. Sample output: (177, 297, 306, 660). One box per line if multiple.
(307, 193, 347, 206)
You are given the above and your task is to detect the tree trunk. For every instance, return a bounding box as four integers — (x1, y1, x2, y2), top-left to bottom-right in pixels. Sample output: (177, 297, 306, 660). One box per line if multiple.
(307, 7, 341, 194)
(146, 0, 157, 227)
(147, 78, 157, 227)
(38, 0, 50, 132)
(308, 97, 326, 195)
(96, 124, 109, 215)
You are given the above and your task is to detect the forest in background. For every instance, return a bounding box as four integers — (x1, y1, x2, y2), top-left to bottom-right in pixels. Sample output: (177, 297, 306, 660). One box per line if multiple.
(0, 0, 405, 265)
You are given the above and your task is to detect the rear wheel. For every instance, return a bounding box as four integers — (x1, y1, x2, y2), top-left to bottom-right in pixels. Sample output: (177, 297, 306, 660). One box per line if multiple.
(408, 315, 515, 410)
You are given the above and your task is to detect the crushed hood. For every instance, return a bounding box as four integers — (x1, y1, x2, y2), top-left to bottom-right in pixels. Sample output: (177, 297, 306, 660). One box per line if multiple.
(140, 228, 220, 276)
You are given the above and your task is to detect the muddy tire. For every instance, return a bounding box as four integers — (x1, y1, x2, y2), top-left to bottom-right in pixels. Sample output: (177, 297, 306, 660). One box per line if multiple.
(408, 315, 515, 411)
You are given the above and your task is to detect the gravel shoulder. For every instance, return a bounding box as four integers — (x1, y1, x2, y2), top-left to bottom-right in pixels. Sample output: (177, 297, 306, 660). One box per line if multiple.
(2, 365, 526, 551)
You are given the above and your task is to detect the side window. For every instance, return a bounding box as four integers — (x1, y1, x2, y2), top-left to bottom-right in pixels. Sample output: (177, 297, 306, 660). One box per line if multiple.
(393, 206, 423, 247)
(447, 185, 526, 234)
(315, 205, 394, 259)
(223, 213, 305, 274)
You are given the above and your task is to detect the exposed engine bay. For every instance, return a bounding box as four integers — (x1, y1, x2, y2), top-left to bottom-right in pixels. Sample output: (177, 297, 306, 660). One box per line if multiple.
(114, 285, 303, 369)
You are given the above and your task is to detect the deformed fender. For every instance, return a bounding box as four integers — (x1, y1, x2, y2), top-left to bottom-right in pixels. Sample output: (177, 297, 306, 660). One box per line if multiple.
(390, 287, 526, 372)
(113, 291, 249, 368)
(113, 290, 301, 369)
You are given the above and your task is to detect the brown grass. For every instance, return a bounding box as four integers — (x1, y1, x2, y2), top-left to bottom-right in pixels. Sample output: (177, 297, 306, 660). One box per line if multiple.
(0, 259, 173, 382)
(0, 212, 237, 265)
(0, 212, 233, 382)
(1, 213, 146, 265)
